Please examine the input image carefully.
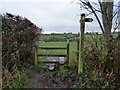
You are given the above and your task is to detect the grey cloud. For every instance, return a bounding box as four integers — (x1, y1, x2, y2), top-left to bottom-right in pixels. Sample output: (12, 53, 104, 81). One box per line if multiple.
(1, 1, 101, 33)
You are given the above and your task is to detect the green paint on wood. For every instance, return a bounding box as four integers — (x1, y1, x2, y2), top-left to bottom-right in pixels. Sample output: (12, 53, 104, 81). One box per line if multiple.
(78, 13, 85, 75)
(37, 46, 67, 50)
(37, 54, 67, 57)
(66, 39, 70, 66)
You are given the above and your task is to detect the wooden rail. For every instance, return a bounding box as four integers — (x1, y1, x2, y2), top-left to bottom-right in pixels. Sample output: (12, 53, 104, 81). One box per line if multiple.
(40, 60, 59, 63)
(37, 54, 67, 57)
(34, 39, 70, 66)
(37, 46, 67, 50)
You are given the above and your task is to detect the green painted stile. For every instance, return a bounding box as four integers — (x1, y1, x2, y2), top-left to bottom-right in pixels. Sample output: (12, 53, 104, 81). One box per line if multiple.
(34, 40, 70, 66)
(66, 39, 70, 66)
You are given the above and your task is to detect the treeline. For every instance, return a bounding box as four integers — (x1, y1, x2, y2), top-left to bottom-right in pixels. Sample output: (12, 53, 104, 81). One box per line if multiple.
(2, 13, 42, 88)
(39, 33, 79, 42)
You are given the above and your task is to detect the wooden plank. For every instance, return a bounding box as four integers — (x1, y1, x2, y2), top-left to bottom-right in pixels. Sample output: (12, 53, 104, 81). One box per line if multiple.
(40, 60, 59, 63)
(37, 54, 67, 57)
(66, 39, 69, 66)
(37, 46, 67, 50)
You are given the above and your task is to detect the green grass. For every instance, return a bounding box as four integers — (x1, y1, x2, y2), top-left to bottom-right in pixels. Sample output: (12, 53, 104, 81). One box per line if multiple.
(36, 42, 67, 46)
(38, 33, 79, 41)
(36, 34, 119, 65)
(37, 42, 67, 55)
(34, 33, 120, 88)
(36, 41, 78, 65)
(36, 34, 104, 65)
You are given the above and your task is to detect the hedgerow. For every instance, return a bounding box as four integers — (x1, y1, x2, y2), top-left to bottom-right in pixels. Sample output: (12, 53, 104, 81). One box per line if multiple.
(2, 13, 42, 88)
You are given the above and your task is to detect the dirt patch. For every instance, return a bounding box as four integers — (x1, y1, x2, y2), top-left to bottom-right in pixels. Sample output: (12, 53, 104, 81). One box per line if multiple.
(26, 65, 79, 88)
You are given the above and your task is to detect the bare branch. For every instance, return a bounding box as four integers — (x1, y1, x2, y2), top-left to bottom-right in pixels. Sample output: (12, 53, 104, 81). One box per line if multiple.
(86, 12, 93, 16)
(80, 0, 104, 33)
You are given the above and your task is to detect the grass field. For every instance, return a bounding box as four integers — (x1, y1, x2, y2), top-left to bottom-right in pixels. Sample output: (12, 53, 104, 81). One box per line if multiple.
(36, 41, 78, 65)
(36, 33, 119, 65)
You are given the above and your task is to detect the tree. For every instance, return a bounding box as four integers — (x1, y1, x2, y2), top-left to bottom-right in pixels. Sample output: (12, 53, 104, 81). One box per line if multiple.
(101, 1, 113, 42)
(78, 0, 120, 73)
(117, 1, 120, 31)
(79, 0, 115, 42)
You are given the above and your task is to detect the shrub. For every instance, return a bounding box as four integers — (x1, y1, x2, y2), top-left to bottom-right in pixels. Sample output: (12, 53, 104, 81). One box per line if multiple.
(2, 13, 42, 88)
(82, 34, 120, 88)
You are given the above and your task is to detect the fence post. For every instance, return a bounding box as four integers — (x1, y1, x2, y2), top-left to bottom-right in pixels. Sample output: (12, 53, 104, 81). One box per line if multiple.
(77, 39, 79, 63)
(34, 46, 38, 65)
(78, 13, 85, 75)
(67, 39, 69, 66)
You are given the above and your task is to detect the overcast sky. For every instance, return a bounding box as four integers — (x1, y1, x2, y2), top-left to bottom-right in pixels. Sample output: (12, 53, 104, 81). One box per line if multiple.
(0, 0, 119, 34)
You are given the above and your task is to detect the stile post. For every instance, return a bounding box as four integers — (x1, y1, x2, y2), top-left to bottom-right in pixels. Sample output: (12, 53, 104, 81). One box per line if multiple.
(34, 46, 38, 65)
(67, 39, 70, 66)
(77, 39, 79, 63)
(78, 13, 85, 75)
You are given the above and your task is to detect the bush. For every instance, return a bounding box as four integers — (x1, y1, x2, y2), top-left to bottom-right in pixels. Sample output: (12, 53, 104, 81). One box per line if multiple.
(2, 13, 42, 88)
(81, 34, 120, 88)
(76, 68, 106, 88)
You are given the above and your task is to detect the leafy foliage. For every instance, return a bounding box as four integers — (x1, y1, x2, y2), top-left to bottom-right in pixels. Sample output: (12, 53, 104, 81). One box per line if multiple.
(82, 35, 120, 88)
(2, 13, 42, 88)
(36, 34, 120, 88)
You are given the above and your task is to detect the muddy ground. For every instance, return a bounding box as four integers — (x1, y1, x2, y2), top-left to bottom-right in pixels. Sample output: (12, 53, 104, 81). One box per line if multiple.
(26, 65, 79, 88)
